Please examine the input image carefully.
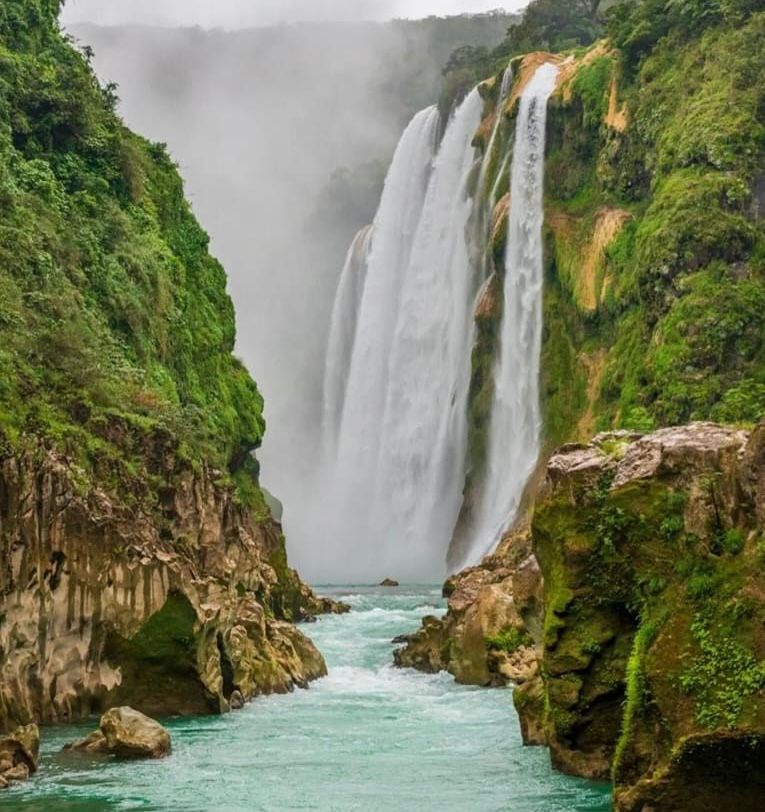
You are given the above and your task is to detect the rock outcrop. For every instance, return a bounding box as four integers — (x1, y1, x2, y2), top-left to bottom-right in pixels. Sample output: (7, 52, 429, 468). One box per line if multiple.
(403, 423, 765, 810)
(67, 707, 171, 759)
(529, 423, 764, 795)
(395, 522, 542, 689)
(0, 435, 335, 733)
(0, 724, 39, 789)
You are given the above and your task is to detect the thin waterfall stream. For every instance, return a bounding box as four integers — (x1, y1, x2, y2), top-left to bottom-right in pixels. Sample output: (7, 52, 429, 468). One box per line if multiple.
(462, 62, 560, 566)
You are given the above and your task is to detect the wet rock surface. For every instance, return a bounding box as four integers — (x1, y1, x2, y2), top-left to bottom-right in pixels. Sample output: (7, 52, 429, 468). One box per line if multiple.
(0, 725, 39, 789)
(0, 436, 333, 732)
(394, 522, 542, 688)
(66, 707, 171, 760)
(532, 424, 765, 806)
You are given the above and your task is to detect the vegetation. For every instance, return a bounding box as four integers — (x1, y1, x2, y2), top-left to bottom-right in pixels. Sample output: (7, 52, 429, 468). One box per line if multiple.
(440, 0, 606, 113)
(457, 0, 764, 445)
(533, 449, 765, 798)
(0, 0, 265, 496)
(485, 626, 532, 653)
(597, 5, 765, 428)
(678, 611, 765, 728)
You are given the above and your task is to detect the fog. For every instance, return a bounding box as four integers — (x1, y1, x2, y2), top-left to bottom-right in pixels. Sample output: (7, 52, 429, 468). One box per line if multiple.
(67, 12, 515, 581)
(62, 1, 521, 28)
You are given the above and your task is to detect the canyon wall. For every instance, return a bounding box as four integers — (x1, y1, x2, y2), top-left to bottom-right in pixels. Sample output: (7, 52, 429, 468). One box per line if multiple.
(0, 0, 337, 732)
(398, 5, 765, 809)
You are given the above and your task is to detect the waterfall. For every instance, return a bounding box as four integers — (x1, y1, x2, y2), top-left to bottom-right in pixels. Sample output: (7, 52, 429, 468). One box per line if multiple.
(372, 89, 484, 578)
(333, 106, 441, 472)
(321, 224, 373, 454)
(316, 93, 481, 583)
(478, 63, 513, 206)
(462, 62, 560, 567)
(316, 64, 556, 581)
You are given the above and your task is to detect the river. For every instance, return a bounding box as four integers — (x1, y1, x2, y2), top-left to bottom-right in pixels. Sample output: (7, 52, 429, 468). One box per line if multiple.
(0, 587, 611, 811)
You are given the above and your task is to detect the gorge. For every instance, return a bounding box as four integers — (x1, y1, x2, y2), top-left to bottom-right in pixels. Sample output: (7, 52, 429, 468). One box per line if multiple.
(2, 0, 765, 809)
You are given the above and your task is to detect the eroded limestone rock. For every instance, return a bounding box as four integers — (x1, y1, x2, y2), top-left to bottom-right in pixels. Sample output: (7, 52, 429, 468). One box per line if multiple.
(0, 724, 39, 789)
(531, 422, 765, 806)
(398, 422, 765, 809)
(0, 437, 331, 731)
(67, 707, 171, 759)
(394, 522, 542, 688)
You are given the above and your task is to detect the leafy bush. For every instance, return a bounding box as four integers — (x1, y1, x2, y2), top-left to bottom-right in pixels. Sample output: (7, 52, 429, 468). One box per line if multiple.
(485, 626, 533, 653)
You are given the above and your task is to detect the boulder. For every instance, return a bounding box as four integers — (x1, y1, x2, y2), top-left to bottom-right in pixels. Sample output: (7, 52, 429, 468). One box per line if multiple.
(229, 691, 245, 710)
(379, 578, 399, 587)
(67, 707, 171, 759)
(0, 723, 40, 788)
(532, 422, 765, 803)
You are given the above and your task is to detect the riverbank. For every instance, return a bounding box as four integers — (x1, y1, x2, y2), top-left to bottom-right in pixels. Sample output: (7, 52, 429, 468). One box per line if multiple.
(0, 587, 611, 811)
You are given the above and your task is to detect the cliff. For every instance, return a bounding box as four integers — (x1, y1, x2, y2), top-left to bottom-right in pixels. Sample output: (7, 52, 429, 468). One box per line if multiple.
(0, 0, 335, 733)
(398, 2, 765, 809)
(398, 423, 765, 808)
(0, 432, 330, 731)
(531, 423, 765, 810)
(450, 6, 765, 566)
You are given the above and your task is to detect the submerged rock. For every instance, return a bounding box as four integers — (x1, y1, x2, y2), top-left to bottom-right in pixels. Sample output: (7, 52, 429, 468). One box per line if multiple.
(379, 579, 400, 587)
(0, 724, 39, 789)
(66, 707, 171, 760)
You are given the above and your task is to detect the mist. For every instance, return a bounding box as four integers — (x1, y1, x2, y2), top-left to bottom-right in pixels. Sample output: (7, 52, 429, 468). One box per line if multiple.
(67, 13, 515, 582)
(62, 1, 522, 28)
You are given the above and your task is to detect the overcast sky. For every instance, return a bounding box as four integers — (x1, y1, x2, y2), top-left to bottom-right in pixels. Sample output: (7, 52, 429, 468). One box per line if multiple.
(61, 0, 522, 28)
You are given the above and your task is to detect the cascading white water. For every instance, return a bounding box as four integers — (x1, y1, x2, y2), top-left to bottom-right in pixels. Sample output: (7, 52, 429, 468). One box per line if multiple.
(372, 89, 484, 579)
(308, 105, 441, 582)
(462, 62, 560, 567)
(478, 63, 513, 205)
(333, 106, 441, 472)
(315, 93, 481, 583)
(321, 224, 373, 454)
(317, 65, 556, 580)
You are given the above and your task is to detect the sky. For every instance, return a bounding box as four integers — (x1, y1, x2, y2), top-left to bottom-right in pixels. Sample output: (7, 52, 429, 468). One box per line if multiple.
(61, 0, 522, 28)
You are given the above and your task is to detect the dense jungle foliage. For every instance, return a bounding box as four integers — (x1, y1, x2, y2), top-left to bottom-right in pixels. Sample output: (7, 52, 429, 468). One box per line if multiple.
(0, 0, 266, 490)
(589, 0, 765, 429)
(441, 0, 609, 112)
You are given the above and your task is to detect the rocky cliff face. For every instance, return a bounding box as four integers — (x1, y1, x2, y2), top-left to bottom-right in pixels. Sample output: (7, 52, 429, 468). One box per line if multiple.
(395, 523, 541, 691)
(0, 429, 334, 731)
(0, 2, 345, 736)
(532, 423, 765, 810)
(399, 423, 765, 810)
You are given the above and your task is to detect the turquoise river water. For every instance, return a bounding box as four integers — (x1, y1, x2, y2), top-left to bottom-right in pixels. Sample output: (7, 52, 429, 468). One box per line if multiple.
(0, 586, 612, 811)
